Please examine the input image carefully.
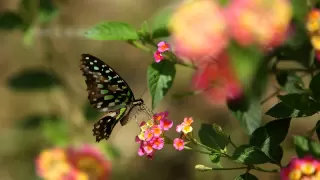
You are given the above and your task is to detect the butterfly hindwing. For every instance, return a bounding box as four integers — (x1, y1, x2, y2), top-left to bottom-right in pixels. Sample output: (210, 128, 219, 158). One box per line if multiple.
(92, 108, 127, 142)
(80, 54, 135, 112)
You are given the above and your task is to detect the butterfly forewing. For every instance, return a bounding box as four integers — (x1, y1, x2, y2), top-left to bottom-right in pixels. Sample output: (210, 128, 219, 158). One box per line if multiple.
(80, 54, 135, 112)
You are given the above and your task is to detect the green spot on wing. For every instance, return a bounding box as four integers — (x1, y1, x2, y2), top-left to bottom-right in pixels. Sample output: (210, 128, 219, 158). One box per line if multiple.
(104, 95, 114, 100)
(94, 66, 99, 70)
(101, 90, 108, 94)
(97, 84, 104, 88)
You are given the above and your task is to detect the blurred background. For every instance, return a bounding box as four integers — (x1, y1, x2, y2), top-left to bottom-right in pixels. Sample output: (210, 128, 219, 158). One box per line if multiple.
(0, 0, 316, 179)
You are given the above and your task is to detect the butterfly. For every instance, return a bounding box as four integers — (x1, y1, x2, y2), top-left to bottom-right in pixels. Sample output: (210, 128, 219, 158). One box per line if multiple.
(80, 54, 145, 142)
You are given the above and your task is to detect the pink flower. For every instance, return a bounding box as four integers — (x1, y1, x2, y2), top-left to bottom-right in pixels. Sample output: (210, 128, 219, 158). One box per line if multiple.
(152, 137, 165, 150)
(157, 41, 170, 52)
(173, 138, 185, 151)
(281, 156, 320, 180)
(153, 51, 164, 63)
(176, 117, 194, 134)
(169, 0, 228, 62)
(160, 119, 173, 131)
(192, 53, 242, 105)
(153, 111, 168, 121)
(225, 0, 292, 48)
(152, 125, 163, 137)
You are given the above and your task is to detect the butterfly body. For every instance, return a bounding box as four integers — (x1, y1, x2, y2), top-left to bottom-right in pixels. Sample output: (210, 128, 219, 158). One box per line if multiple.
(80, 54, 143, 142)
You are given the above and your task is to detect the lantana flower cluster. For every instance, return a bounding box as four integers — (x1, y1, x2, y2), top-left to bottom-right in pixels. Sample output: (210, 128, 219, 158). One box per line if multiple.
(135, 111, 173, 159)
(306, 9, 320, 62)
(281, 156, 320, 180)
(135, 111, 196, 158)
(35, 145, 111, 180)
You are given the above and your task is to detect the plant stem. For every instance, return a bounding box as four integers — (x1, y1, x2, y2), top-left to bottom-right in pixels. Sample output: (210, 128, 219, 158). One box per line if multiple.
(207, 167, 248, 171)
(184, 146, 212, 155)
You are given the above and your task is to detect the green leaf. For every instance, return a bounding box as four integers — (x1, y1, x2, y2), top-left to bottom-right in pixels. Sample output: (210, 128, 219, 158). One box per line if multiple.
(232, 99, 261, 135)
(293, 136, 320, 158)
(291, 0, 308, 23)
(84, 21, 139, 41)
(198, 123, 229, 151)
(7, 68, 61, 91)
(228, 42, 263, 86)
(278, 93, 320, 116)
(150, 5, 173, 39)
(0, 12, 24, 30)
(309, 72, 320, 101)
(209, 153, 220, 163)
(250, 118, 291, 147)
(232, 145, 271, 165)
(41, 117, 69, 146)
(265, 102, 305, 118)
(38, 0, 59, 24)
(276, 71, 304, 93)
(235, 173, 258, 180)
(249, 118, 291, 164)
(147, 60, 176, 109)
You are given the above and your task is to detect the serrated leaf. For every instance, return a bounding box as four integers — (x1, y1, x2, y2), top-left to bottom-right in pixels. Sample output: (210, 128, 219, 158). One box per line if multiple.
(147, 60, 176, 109)
(7, 68, 61, 91)
(235, 173, 258, 180)
(278, 93, 320, 116)
(232, 145, 271, 165)
(310, 72, 320, 101)
(38, 0, 59, 24)
(294, 136, 320, 158)
(198, 123, 229, 151)
(232, 99, 261, 135)
(276, 71, 304, 93)
(265, 102, 305, 118)
(249, 118, 290, 164)
(150, 5, 173, 39)
(84, 21, 139, 41)
(0, 12, 24, 30)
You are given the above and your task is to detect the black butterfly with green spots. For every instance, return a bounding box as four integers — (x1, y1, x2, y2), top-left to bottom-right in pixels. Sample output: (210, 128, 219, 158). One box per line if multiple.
(80, 54, 144, 142)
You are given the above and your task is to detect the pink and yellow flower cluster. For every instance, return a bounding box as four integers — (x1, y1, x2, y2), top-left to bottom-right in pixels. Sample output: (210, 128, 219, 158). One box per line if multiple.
(135, 112, 196, 157)
(281, 156, 320, 180)
(169, 0, 292, 61)
(306, 9, 320, 62)
(135, 111, 173, 159)
(35, 145, 111, 180)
